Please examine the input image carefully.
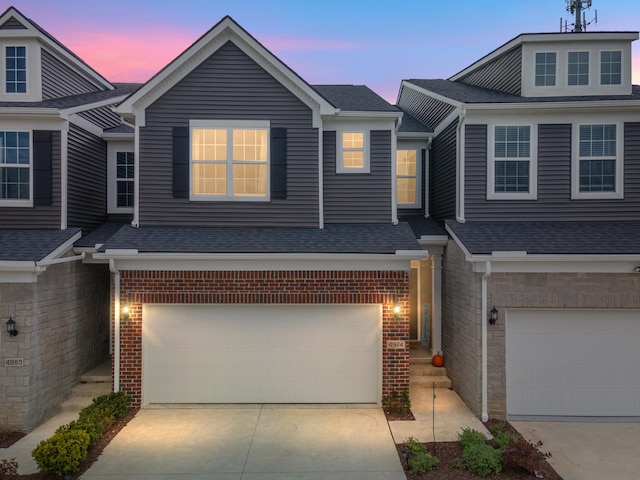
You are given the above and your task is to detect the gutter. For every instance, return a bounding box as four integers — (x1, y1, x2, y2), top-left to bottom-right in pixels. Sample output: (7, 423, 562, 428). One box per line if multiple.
(109, 259, 121, 393)
(481, 261, 491, 422)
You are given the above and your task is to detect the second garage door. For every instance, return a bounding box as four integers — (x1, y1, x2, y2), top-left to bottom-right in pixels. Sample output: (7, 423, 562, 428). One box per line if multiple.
(506, 309, 640, 418)
(143, 304, 381, 404)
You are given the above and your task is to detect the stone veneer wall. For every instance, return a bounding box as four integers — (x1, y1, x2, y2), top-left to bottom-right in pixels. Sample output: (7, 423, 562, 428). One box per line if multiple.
(443, 238, 640, 419)
(116, 270, 410, 406)
(442, 240, 483, 416)
(0, 262, 110, 431)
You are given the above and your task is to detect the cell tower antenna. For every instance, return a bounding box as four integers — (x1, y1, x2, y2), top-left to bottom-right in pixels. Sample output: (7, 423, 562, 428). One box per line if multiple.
(561, 0, 597, 32)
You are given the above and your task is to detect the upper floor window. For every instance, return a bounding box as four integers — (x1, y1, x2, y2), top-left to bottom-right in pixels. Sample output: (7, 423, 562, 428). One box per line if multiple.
(568, 51, 589, 86)
(337, 131, 369, 173)
(0, 131, 30, 203)
(5, 46, 26, 93)
(535, 52, 556, 86)
(191, 120, 269, 200)
(573, 124, 622, 199)
(116, 152, 134, 208)
(396, 149, 419, 208)
(487, 125, 537, 200)
(600, 51, 622, 85)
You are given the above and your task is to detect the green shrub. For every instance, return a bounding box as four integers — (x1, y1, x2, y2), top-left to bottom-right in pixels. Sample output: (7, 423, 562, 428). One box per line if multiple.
(0, 458, 19, 480)
(459, 443, 503, 478)
(91, 391, 131, 420)
(402, 437, 439, 474)
(382, 389, 411, 414)
(502, 437, 552, 475)
(457, 427, 488, 448)
(32, 429, 90, 477)
(489, 422, 520, 451)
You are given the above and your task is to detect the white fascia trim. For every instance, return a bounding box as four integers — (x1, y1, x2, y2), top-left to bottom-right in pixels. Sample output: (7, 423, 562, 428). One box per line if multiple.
(68, 113, 103, 137)
(334, 111, 403, 120)
(402, 81, 464, 110)
(465, 100, 640, 112)
(96, 251, 427, 271)
(418, 235, 449, 247)
(103, 131, 134, 141)
(0, 263, 40, 283)
(60, 95, 130, 117)
(0, 108, 61, 119)
(116, 18, 336, 127)
(39, 231, 83, 262)
(397, 131, 433, 140)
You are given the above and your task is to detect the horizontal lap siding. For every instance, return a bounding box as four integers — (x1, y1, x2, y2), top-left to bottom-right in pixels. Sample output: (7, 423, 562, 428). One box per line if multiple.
(67, 125, 107, 230)
(465, 123, 640, 220)
(41, 49, 100, 100)
(397, 86, 455, 130)
(322, 130, 392, 223)
(429, 120, 457, 220)
(457, 46, 522, 96)
(0, 131, 61, 228)
(140, 41, 319, 227)
(77, 105, 122, 130)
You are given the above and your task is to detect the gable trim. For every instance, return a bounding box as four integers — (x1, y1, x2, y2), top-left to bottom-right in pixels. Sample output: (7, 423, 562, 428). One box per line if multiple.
(116, 17, 337, 128)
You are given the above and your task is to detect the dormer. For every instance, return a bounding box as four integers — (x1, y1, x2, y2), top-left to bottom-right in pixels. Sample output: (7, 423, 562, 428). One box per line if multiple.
(450, 31, 638, 99)
(0, 6, 113, 102)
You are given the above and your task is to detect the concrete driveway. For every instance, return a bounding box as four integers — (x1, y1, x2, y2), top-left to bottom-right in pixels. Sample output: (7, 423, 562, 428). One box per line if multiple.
(512, 421, 640, 480)
(80, 404, 405, 480)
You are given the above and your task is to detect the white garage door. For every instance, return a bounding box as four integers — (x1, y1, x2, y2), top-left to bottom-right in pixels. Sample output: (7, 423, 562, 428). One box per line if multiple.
(143, 304, 381, 404)
(507, 309, 640, 418)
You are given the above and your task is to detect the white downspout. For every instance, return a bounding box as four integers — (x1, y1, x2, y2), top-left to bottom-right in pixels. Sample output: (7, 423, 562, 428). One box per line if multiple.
(481, 260, 491, 422)
(456, 109, 467, 223)
(318, 125, 324, 229)
(391, 120, 399, 225)
(60, 128, 68, 230)
(132, 122, 140, 228)
(109, 259, 121, 392)
(424, 137, 433, 218)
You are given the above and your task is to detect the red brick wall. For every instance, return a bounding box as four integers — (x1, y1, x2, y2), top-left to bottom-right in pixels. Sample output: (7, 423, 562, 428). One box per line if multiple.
(116, 270, 409, 405)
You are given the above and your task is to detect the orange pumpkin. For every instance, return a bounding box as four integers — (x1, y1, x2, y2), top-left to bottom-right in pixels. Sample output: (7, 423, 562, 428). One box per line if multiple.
(432, 354, 444, 367)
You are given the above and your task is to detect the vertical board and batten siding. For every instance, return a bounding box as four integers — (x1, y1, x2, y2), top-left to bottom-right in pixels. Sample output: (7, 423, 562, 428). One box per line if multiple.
(41, 49, 101, 100)
(464, 122, 640, 221)
(0, 132, 61, 228)
(139, 41, 319, 227)
(429, 120, 457, 220)
(397, 86, 456, 130)
(77, 105, 122, 130)
(456, 46, 522, 96)
(322, 130, 392, 223)
(67, 124, 107, 231)
(0, 16, 26, 29)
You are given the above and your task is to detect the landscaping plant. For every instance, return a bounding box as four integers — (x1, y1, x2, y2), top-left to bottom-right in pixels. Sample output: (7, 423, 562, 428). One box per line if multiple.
(32, 429, 90, 477)
(382, 389, 411, 415)
(402, 436, 439, 474)
(0, 458, 19, 480)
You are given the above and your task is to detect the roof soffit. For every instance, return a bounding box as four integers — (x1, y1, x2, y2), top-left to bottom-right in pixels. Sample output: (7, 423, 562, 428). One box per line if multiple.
(117, 17, 336, 127)
(0, 7, 113, 91)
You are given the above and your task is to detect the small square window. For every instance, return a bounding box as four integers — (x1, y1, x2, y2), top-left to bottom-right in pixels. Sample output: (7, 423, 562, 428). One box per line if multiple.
(337, 131, 369, 173)
(601, 51, 622, 85)
(535, 52, 556, 86)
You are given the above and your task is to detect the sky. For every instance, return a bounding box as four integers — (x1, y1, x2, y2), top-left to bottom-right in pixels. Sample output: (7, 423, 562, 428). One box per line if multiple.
(6, 0, 640, 102)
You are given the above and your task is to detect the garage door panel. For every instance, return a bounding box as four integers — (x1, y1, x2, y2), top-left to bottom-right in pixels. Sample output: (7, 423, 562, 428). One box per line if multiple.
(143, 304, 381, 404)
(507, 309, 640, 418)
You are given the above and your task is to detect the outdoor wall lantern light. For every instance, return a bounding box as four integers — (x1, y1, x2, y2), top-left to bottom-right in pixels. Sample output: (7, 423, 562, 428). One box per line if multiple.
(393, 297, 402, 319)
(489, 306, 499, 325)
(121, 306, 130, 320)
(6, 316, 18, 336)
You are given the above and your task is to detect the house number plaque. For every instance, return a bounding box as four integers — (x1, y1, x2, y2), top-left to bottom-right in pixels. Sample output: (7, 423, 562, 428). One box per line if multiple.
(4, 358, 24, 367)
(387, 340, 405, 349)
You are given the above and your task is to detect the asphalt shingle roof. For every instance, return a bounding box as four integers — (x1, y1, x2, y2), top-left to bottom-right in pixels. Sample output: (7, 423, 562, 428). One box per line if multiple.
(312, 85, 399, 112)
(0, 83, 141, 109)
(400, 215, 447, 238)
(0, 228, 81, 262)
(98, 223, 421, 254)
(406, 79, 640, 104)
(446, 220, 640, 255)
(398, 111, 432, 133)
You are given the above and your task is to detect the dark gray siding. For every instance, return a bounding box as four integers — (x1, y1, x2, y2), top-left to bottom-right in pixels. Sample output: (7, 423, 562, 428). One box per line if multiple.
(0, 132, 61, 228)
(398, 85, 456, 130)
(0, 16, 26, 29)
(456, 46, 522, 96)
(77, 104, 122, 130)
(464, 123, 640, 221)
(322, 130, 392, 223)
(139, 41, 319, 227)
(429, 120, 457, 220)
(41, 49, 100, 100)
(67, 124, 107, 231)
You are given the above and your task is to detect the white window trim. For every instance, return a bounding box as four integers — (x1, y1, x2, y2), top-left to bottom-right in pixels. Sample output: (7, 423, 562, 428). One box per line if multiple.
(396, 143, 423, 209)
(534, 51, 557, 87)
(571, 122, 623, 200)
(107, 141, 135, 214)
(487, 124, 537, 200)
(567, 50, 590, 87)
(0, 40, 41, 102)
(189, 119, 271, 202)
(0, 129, 33, 207)
(336, 129, 370, 174)
(599, 49, 623, 86)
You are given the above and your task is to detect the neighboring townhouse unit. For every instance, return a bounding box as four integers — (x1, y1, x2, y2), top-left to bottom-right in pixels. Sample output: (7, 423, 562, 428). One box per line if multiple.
(0, 7, 139, 430)
(398, 30, 640, 420)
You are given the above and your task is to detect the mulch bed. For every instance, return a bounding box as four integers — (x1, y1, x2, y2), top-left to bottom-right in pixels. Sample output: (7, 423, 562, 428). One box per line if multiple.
(0, 407, 139, 479)
(384, 408, 416, 421)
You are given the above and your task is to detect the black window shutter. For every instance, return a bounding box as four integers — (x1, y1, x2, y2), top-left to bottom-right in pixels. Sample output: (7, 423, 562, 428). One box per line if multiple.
(172, 126, 189, 199)
(33, 130, 52, 206)
(270, 128, 287, 199)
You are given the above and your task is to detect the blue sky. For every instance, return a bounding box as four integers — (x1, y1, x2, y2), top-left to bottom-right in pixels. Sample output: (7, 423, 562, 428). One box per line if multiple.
(7, 0, 640, 101)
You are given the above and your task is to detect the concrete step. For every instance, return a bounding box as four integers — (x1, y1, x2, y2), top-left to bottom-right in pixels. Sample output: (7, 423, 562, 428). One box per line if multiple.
(60, 382, 112, 412)
(411, 363, 448, 376)
(410, 375, 453, 389)
(80, 361, 111, 383)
